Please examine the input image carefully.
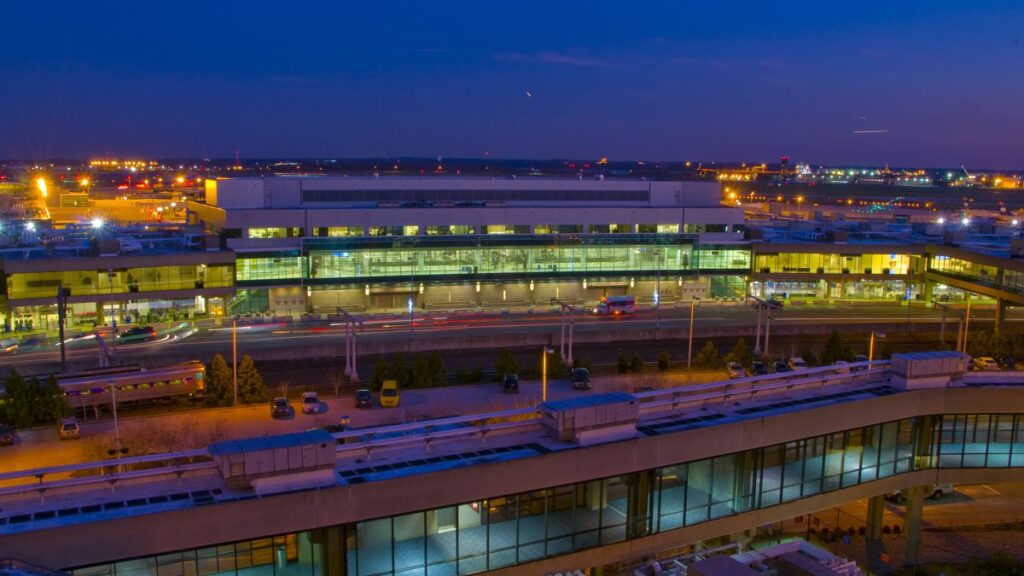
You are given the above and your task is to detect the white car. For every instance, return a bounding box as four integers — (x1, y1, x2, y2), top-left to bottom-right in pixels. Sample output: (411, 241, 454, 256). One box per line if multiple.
(727, 362, 746, 379)
(885, 483, 954, 503)
(301, 392, 321, 415)
(788, 356, 808, 370)
(973, 357, 1000, 371)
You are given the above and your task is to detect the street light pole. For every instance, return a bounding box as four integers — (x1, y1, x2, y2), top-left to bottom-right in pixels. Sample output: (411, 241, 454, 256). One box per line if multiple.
(110, 380, 122, 473)
(868, 331, 886, 369)
(687, 298, 696, 369)
(541, 347, 553, 402)
(962, 293, 973, 354)
(753, 304, 763, 356)
(232, 320, 238, 405)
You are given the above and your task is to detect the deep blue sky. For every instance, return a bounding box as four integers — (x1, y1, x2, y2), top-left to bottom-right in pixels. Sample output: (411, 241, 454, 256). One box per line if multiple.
(2, 1, 1023, 167)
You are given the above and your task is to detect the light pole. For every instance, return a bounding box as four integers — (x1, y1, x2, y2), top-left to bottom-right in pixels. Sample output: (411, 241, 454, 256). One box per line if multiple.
(541, 347, 554, 402)
(655, 250, 662, 331)
(961, 292, 973, 354)
(687, 298, 697, 369)
(868, 331, 886, 369)
(232, 319, 238, 405)
(753, 303, 764, 356)
(110, 380, 123, 473)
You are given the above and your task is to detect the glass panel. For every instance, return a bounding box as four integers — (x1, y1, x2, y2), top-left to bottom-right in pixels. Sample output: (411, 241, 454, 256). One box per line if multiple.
(357, 518, 393, 576)
(393, 512, 425, 573)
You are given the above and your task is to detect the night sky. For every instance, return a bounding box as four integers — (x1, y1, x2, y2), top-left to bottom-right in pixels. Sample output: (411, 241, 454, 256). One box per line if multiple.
(2, 1, 1023, 167)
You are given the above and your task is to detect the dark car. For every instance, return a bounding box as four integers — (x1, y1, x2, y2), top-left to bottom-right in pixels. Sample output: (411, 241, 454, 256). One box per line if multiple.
(1000, 355, 1018, 370)
(773, 361, 791, 373)
(572, 367, 591, 390)
(503, 373, 520, 394)
(355, 388, 373, 408)
(851, 354, 870, 372)
(270, 397, 292, 418)
(0, 425, 14, 446)
(116, 325, 157, 344)
(751, 361, 768, 376)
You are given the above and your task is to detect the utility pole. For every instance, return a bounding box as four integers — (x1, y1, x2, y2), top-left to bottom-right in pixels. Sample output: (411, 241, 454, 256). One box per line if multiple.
(337, 307, 364, 383)
(962, 293, 973, 354)
(753, 303, 764, 356)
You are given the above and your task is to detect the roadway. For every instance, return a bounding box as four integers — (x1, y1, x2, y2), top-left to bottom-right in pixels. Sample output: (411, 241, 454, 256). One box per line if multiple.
(1, 302, 1006, 373)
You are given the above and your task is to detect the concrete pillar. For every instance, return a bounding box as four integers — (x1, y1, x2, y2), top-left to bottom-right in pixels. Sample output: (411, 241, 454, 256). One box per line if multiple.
(627, 471, 651, 539)
(865, 495, 886, 573)
(995, 299, 1007, 335)
(922, 279, 934, 303)
(322, 526, 345, 576)
(903, 485, 929, 566)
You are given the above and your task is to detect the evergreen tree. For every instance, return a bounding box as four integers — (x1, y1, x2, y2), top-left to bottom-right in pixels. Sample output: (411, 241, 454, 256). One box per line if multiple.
(630, 354, 644, 373)
(411, 354, 430, 388)
(388, 355, 409, 387)
(694, 341, 721, 368)
(495, 350, 518, 379)
(371, 357, 390, 389)
(819, 331, 852, 365)
(39, 375, 69, 422)
(658, 350, 671, 371)
(236, 355, 267, 403)
(0, 371, 32, 428)
(426, 351, 446, 387)
(725, 338, 754, 367)
(205, 354, 234, 406)
(617, 354, 630, 374)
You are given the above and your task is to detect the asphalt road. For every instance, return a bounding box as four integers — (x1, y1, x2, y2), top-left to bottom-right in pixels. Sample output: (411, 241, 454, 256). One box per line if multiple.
(1, 303, 1006, 373)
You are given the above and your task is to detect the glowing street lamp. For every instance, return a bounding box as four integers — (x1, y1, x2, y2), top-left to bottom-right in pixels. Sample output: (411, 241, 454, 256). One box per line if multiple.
(91, 217, 104, 230)
(36, 178, 48, 198)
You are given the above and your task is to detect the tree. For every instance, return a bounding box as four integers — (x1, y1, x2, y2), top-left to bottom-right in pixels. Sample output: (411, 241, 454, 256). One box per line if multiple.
(371, 357, 390, 389)
(410, 355, 430, 388)
(1, 371, 34, 428)
(205, 354, 233, 406)
(1, 371, 69, 428)
(426, 351, 446, 387)
(617, 354, 630, 374)
(388, 355, 410, 388)
(819, 331, 852, 365)
(798, 345, 818, 366)
(495, 350, 518, 379)
(725, 338, 753, 368)
(235, 355, 267, 403)
(694, 341, 720, 368)
(630, 354, 644, 373)
(657, 350, 670, 371)
(38, 375, 69, 422)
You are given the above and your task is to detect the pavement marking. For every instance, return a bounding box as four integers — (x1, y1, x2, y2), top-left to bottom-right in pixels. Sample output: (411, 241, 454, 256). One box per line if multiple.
(981, 484, 1003, 496)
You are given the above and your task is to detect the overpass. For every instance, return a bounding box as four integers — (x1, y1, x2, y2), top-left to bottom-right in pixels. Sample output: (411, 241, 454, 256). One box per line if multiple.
(2, 354, 1024, 576)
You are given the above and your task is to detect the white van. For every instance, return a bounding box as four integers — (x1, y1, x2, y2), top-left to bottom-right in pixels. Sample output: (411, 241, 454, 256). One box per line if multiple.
(58, 417, 80, 440)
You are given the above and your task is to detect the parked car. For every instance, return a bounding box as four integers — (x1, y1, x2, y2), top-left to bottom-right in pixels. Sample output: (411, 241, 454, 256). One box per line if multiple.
(270, 397, 292, 418)
(572, 367, 591, 390)
(116, 325, 157, 344)
(503, 373, 520, 394)
(751, 361, 768, 376)
(773, 361, 791, 373)
(727, 362, 746, 379)
(973, 357, 1000, 371)
(885, 483, 954, 504)
(355, 388, 373, 408)
(321, 415, 351, 434)
(0, 425, 14, 446)
(832, 360, 850, 372)
(380, 380, 400, 408)
(787, 356, 808, 370)
(301, 391, 321, 414)
(58, 417, 80, 440)
(1000, 355, 1018, 370)
(851, 354, 870, 372)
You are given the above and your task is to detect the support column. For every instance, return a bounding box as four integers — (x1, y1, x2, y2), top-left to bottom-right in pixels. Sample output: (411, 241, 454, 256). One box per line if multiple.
(865, 495, 886, 573)
(995, 298, 1007, 335)
(627, 471, 652, 540)
(903, 485, 929, 566)
(322, 526, 346, 576)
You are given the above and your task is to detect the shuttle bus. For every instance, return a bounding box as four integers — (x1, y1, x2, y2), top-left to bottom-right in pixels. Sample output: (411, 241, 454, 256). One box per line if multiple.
(593, 295, 636, 315)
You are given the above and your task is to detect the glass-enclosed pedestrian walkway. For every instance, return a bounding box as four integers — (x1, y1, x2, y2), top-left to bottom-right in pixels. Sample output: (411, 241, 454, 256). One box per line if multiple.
(69, 412, 1024, 576)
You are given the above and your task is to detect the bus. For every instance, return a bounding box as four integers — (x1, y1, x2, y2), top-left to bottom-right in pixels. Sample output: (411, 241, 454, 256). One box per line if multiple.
(593, 295, 636, 316)
(57, 361, 206, 410)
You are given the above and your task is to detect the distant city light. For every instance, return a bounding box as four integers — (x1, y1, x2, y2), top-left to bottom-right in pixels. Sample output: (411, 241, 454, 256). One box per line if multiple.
(937, 217, 945, 224)
(26, 221, 36, 232)
(35, 178, 48, 197)
(79, 178, 90, 187)
(1013, 219, 1020, 227)
(962, 217, 970, 226)
(91, 217, 104, 229)
(176, 176, 185, 184)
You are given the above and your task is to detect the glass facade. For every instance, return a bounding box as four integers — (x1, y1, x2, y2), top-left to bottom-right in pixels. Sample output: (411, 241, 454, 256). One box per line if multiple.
(929, 254, 1024, 297)
(72, 412, 1024, 576)
(754, 252, 912, 275)
(5, 264, 235, 301)
(235, 238, 751, 286)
